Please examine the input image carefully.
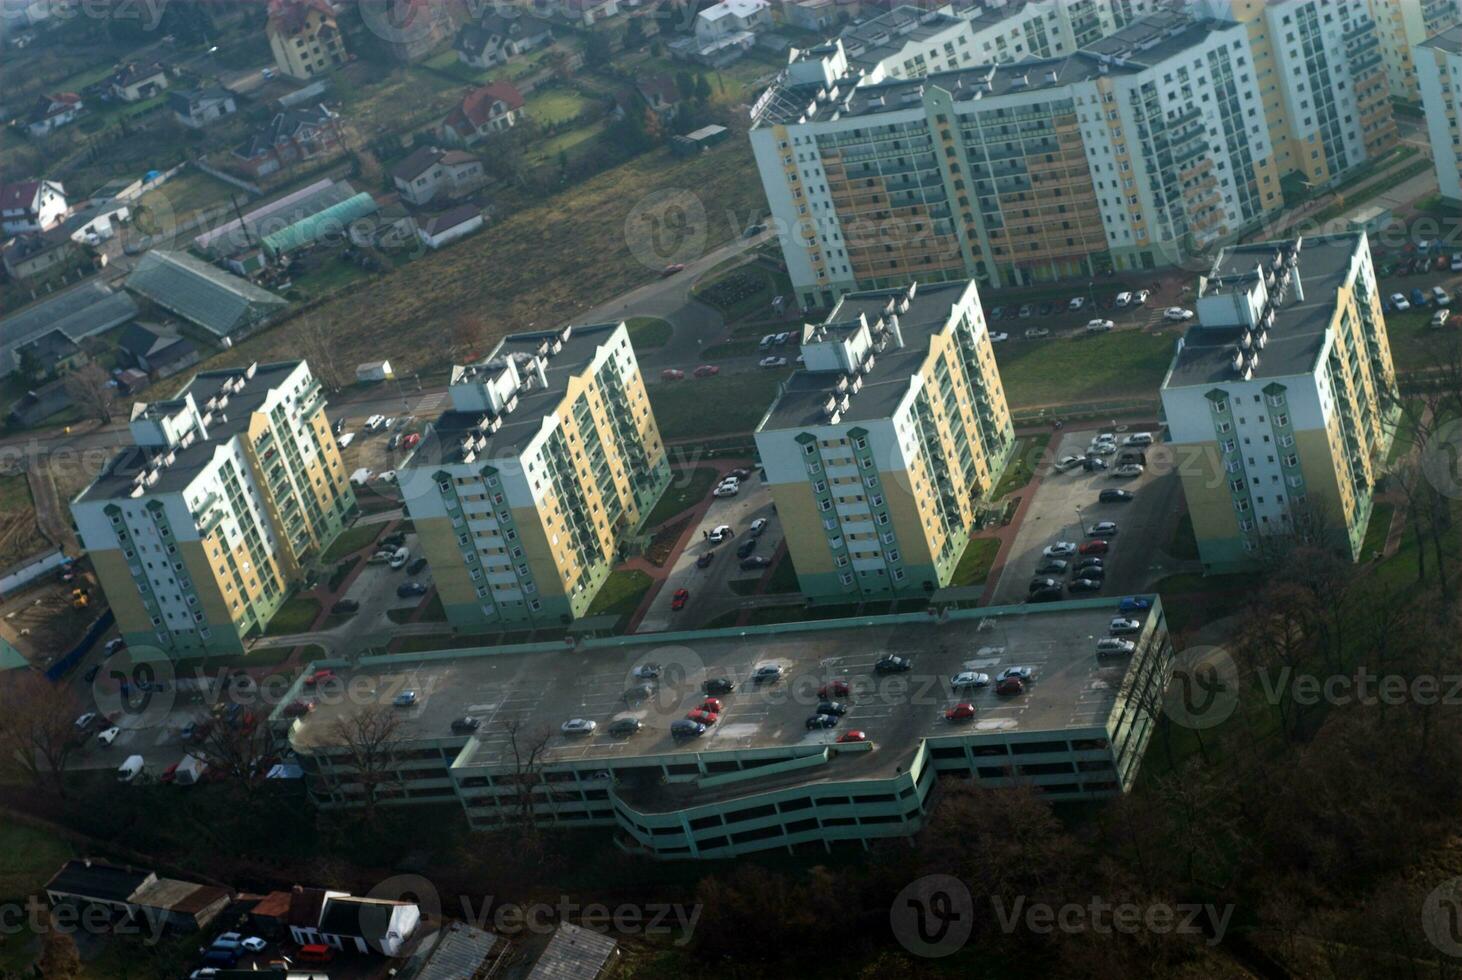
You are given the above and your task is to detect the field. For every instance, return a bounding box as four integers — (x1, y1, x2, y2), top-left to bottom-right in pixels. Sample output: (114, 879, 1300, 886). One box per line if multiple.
(584, 569, 652, 622)
(993, 329, 1178, 409)
(186, 142, 766, 380)
(525, 86, 599, 125)
(0, 474, 48, 560)
(649, 369, 788, 442)
(137, 170, 240, 225)
(643, 466, 719, 527)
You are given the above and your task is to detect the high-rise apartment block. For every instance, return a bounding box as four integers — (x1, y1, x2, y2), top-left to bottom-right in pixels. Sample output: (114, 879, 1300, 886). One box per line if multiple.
(754, 280, 1013, 598)
(398, 323, 670, 631)
(72, 361, 355, 656)
(1159, 234, 1398, 572)
(1368, 0, 1461, 101)
(1418, 24, 1462, 204)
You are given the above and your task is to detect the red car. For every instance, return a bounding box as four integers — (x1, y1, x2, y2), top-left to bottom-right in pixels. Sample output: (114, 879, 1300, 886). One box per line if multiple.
(818, 679, 851, 699)
(661, 263, 687, 276)
(1078, 539, 1110, 556)
(686, 708, 718, 725)
(671, 588, 689, 610)
(661, 369, 685, 381)
(693, 364, 720, 378)
(944, 702, 976, 722)
(996, 677, 1025, 696)
(402, 432, 421, 449)
(836, 730, 868, 743)
(701, 697, 723, 714)
(304, 669, 336, 686)
(159, 762, 179, 783)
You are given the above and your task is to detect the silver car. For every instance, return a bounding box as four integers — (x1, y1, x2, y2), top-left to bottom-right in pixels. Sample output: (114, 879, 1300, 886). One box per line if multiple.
(561, 718, 597, 736)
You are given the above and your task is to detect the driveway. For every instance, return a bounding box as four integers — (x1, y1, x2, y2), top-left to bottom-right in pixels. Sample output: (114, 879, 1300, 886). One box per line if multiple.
(988, 428, 1184, 606)
(636, 473, 784, 633)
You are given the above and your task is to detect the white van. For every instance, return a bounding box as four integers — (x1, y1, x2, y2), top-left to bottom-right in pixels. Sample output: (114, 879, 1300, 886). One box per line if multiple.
(117, 755, 144, 783)
(387, 547, 410, 569)
(338, 432, 355, 448)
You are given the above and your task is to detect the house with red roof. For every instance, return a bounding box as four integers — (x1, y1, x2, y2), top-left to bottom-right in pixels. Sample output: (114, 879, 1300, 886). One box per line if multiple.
(25, 92, 83, 137)
(0, 180, 66, 236)
(440, 81, 525, 147)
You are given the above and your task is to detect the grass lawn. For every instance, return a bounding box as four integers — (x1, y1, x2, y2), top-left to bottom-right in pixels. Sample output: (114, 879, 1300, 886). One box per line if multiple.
(627, 316, 673, 349)
(950, 537, 999, 587)
(322, 523, 384, 563)
(527, 119, 609, 164)
(650, 370, 788, 441)
(585, 569, 653, 621)
(994, 330, 1177, 409)
(1359, 502, 1394, 561)
(526, 87, 598, 125)
(644, 466, 719, 526)
(991, 433, 1052, 499)
(263, 596, 321, 635)
(0, 822, 74, 900)
(0, 473, 46, 557)
(137, 169, 239, 222)
(692, 262, 791, 322)
(290, 256, 375, 302)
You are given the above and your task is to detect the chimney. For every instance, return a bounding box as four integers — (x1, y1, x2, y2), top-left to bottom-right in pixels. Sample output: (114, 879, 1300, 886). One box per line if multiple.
(887, 313, 905, 349)
(534, 355, 548, 390)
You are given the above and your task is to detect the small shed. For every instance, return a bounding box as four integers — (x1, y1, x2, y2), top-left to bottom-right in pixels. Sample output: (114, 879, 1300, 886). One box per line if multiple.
(670, 124, 730, 157)
(356, 360, 394, 382)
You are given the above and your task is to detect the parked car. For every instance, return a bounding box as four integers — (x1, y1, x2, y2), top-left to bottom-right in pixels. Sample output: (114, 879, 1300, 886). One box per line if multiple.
(696, 551, 715, 568)
(1096, 638, 1136, 657)
(1079, 540, 1110, 555)
(806, 713, 839, 729)
(995, 676, 1025, 696)
(1164, 307, 1195, 321)
(1069, 296, 1086, 310)
(1029, 577, 1061, 593)
(701, 697, 723, 714)
(1083, 457, 1108, 472)
(736, 538, 757, 559)
(74, 712, 98, 732)
(387, 547, 410, 569)
(819, 679, 851, 698)
(1024, 327, 1051, 339)
(759, 356, 789, 368)
(1099, 489, 1135, 503)
(671, 588, 689, 610)
(1114, 291, 1132, 308)
(1088, 521, 1119, 537)
(1085, 319, 1115, 332)
(1434, 286, 1452, 308)
(1029, 586, 1064, 603)
(759, 334, 777, 350)
(945, 702, 976, 722)
(708, 524, 733, 543)
(1054, 454, 1085, 472)
(1131, 289, 1150, 306)
(661, 263, 686, 276)
(1119, 596, 1153, 612)
(1076, 557, 1105, 572)
(671, 719, 707, 739)
(1112, 464, 1144, 478)
(836, 730, 868, 743)
(875, 655, 913, 674)
(1391, 293, 1411, 312)
(1035, 558, 1068, 574)
(406, 557, 429, 576)
(1122, 432, 1154, 447)
(749, 517, 769, 537)
(451, 717, 481, 734)
(990, 331, 1009, 342)
(561, 718, 597, 736)
(393, 690, 417, 707)
(1043, 541, 1077, 557)
(661, 368, 685, 381)
(1411, 287, 1428, 308)
(1069, 578, 1104, 593)
(1018, 304, 1034, 318)
(1432, 309, 1451, 329)
(753, 664, 785, 684)
(704, 677, 735, 695)
(632, 663, 661, 679)
(693, 364, 720, 378)
(1109, 617, 1142, 635)
(608, 717, 643, 737)
(951, 671, 990, 689)
(396, 581, 428, 598)
(712, 480, 739, 497)
(740, 556, 772, 570)
(96, 726, 120, 746)
(686, 708, 718, 726)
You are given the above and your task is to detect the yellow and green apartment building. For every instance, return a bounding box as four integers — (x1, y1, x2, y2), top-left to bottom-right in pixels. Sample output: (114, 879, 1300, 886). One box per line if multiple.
(397, 323, 671, 630)
(754, 280, 1013, 599)
(1159, 234, 1399, 572)
(71, 361, 356, 656)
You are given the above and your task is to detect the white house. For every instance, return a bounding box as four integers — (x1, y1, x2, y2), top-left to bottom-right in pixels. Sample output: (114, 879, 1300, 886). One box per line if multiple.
(695, 0, 770, 44)
(389, 146, 484, 206)
(25, 92, 83, 137)
(0, 179, 66, 235)
(168, 87, 237, 128)
(287, 888, 421, 957)
(417, 204, 483, 249)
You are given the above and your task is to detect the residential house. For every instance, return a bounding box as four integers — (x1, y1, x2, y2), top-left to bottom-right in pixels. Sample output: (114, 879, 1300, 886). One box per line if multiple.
(239, 890, 294, 938)
(417, 204, 483, 249)
(441, 81, 524, 146)
(25, 92, 83, 136)
(287, 886, 422, 957)
(454, 10, 554, 68)
(107, 62, 170, 102)
(231, 104, 343, 179)
(389, 146, 484, 206)
(1, 228, 79, 281)
(0, 280, 138, 377)
(553, 0, 619, 27)
(0, 179, 66, 235)
(7, 378, 71, 427)
(353, 202, 418, 250)
(116, 322, 201, 379)
(44, 860, 231, 933)
(168, 87, 237, 128)
(266, 0, 348, 80)
(635, 73, 679, 121)
(15, 331, 86, 379)
(361, 0, 462, 63)
(694, 0, 770, 44)
(781, 0, 843, 32)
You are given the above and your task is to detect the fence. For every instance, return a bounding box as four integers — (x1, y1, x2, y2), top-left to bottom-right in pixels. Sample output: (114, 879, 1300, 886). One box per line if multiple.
(44, 608, 113, 682)
(0, 547, 67, 598)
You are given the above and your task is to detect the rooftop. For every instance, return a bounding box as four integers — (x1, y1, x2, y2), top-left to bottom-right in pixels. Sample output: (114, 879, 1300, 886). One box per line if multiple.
(408, 921, 500, 980)
(1422, 22, 1462, 56)
(195, 178, 356, 254)
(758, 281, 969, 430)
(125, 250, 287, 336)
(75, 360, 305, 503)
(409, 322, 622, 465)
(526, 924, 617, 980)
(1166, 234, 1363, 389)
(0, 280, 138, 370)
(289, 598, 1163, 798)
(45, 860, 151, 903)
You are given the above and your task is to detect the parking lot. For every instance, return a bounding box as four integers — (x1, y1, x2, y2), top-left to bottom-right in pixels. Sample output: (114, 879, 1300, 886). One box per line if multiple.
(988, 427, 1184, 606)
(637, 470, 785, 632)
(984, 287, 1189, 344)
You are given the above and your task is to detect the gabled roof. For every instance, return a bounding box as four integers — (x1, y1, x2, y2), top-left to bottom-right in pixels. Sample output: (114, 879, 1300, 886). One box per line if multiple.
(233, 104, 337, 160)
(287, 886, 329, 928)
(446, 81, 525, 131)
(168, 87, 233, 115)
(412, 922, 500, 980)
(267, 0, 335, 36)
(110, 61, 167, 88)
(2, 228, 73, 265)
(421, 204, 480, 236)
(27, 92, 81, 123)
(317, 896, 413, 943)
(637, 73, 678, 104)
(0, 281, 137, 370)
(0, 180, 44, 212)
(45, 860, 151, 904)
(526, 923, 618, 980)
(125, 250, 287, 337)
(390, 146, 444, 182)
(116, 321, 194, 362)
(456, 11, 552, 52)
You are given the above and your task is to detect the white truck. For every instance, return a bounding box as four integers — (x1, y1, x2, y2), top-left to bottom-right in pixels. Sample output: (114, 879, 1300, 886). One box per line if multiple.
(174, 753, 209, 786)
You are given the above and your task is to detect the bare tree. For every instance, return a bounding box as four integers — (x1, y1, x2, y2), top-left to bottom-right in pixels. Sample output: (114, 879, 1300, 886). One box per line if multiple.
(0, 673, 81, 798)
(294, 316, 346, 393)
(63, 363, 115, 425)
(185, 705, 282, 792)
(500, 718, 553, 841)
(328, 703, 403, 827)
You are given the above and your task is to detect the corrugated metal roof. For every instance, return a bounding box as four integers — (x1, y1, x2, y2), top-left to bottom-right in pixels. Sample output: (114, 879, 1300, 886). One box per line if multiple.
(125, 250, 286, 337)
(410, 922, 499, 980)
(261, 192, 379, 256)
(526, 924, 617, 980)
(0, 280, 138, 373)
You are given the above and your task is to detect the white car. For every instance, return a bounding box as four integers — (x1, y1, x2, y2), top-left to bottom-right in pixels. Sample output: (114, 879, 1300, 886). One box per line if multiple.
(1114, 291, 1132, 308)
(990, 331, 1010, 343)
(1090, 432, 1115, 446)
(749, 517, 769, 536)
(1112, 464, 1145, 478)
(378, 470, 397, 483)
(75, 712, 98, 731)
(1096, 638, 1136, 657)
(240, 938, 267, 953)
(1088, 521, 1119, 537)
(1088, 442, 1117, 456)
(950, 671, 990, 689)
(712, 482, 739, 498)
(561, 718, 597, 736)
(1068, 296, 1085, 311)
(1085, 319, 1115, 332)
(1024, 328, 1051, 339)
(708, 524, 733, 543)
(998, 666, 1035, 681)
(1043, 542, 1077, 558)
(1053, 455, 1085, 472)
(1122, 432, 1154, 447)
(1109, 618, 1142, 635)
(365, 414, 385, 430)
(759, 333, 777, 350)
(632, 663, 661, 679)
(1164, 307, 1195, 321)
(96, 726, 121, 747)
(383, 417, 397, 429)
(1132, 289, 1150, 306)
(1391, 293, 1411, 311)
(759, 356, 788, 368)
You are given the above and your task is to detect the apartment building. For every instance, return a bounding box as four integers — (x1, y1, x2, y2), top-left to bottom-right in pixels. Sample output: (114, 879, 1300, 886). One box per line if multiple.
(280, 598, 1174, 859)
(754, 281, 1012, 599)
(72, 362, 355, 656)
(1369, 0, 1461, 101)
(397, 323, 670, 631)
(1204, 0, 1396, 189)
(1159, 234, 1398, 572)
(266, 0, 347, 81)
(752, 12, 1279, 305)
(1419, 24, 1462, 204)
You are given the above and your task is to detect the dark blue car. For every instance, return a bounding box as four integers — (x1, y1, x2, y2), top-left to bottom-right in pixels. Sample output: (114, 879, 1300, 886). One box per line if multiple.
(1412, 287, 1428, 308)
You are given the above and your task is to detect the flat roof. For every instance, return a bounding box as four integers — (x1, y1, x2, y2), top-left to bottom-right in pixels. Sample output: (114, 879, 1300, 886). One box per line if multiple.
(1422, 23, 1462, 56)
(758, 281, 965, 430)
(289, 599, 1163, 792)
(1166, 234, 1361, 388)
(76, 361, 304, 502)
(412, 323, 621, 465)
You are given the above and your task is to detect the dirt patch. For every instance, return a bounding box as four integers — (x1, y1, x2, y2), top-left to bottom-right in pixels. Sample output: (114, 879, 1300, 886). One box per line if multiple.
(645, 516, 692, 567)
(0, 570, 102, 669)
